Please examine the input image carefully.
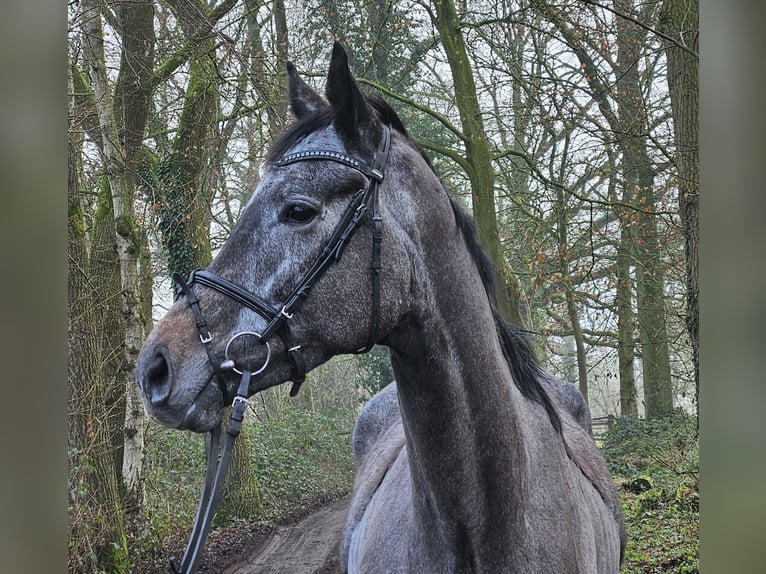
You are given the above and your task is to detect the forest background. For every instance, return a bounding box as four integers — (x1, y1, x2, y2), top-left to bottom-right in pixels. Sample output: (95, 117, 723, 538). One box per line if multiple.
(67, 0, 700, 571)
(0, 0, 737, 572)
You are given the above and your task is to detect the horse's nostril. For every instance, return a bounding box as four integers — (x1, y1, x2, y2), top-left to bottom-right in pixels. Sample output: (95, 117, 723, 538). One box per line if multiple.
(144, 350, 172, 406)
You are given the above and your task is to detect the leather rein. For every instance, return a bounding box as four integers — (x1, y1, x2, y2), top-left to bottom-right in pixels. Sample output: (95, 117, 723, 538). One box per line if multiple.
(168, 125, 391, 574)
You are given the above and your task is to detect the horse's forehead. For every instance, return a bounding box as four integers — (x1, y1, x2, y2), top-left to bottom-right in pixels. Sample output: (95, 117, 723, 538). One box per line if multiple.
(247, 127, 346, 206)
(294, 126, 344, 151)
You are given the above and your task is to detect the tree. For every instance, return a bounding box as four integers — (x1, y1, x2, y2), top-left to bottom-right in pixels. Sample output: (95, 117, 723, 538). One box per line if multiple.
(428, 0, 525, 325)
(68, 0, 157, 569)
(68, 72, 129, 572)
(659, 0, 698, 406)
(80, 0, 154, 510)
(614, 0, 673, 418)
(538, 0, 674, 417)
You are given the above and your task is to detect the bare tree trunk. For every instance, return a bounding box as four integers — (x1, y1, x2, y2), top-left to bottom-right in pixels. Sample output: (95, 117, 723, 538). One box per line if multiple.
(221, 429, 265, 520)
(614, 0, 673, 418)
(68, 78, 127, 572)
(89, 176, 128, 492)
(555, 185, 589, 400)
(660, 0, 699, 410)
(81, 0, 154, 515)
(616, 228, 638, 416)
(113, 0, 155, 505)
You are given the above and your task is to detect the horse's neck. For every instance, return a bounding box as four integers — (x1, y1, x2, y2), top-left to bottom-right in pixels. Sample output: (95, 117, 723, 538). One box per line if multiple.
(387, 236, 531, 545)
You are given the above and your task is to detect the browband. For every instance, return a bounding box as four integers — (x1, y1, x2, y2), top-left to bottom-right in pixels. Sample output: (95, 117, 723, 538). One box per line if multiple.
(274, 149, 384, 182)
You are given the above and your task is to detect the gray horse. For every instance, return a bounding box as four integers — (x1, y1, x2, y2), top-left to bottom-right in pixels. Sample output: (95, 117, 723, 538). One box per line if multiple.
(136, 43, 625, 573)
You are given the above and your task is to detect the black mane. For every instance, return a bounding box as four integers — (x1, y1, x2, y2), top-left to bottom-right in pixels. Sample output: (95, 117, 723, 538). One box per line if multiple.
(447, 194, 562, 433)
(265, 90, 560, 431)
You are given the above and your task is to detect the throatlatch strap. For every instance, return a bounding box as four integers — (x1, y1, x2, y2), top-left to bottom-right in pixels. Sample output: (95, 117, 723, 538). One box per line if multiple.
(278, 323, 307, 396)
(355, 126, 389, 354)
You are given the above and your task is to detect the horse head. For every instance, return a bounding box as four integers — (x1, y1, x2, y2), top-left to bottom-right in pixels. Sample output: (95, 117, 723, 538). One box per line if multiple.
(136, 43, 424, 432)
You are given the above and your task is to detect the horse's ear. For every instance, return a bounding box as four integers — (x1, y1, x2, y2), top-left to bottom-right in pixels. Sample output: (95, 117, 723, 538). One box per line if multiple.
(325, 41, 374, 139)
(287, 61, 326, 119)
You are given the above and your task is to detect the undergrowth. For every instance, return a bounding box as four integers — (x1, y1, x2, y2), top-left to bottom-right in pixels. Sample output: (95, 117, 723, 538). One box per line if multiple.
(246, 408, 355, 516)
(133, 401, 356, 563)
(602, 411, 700, 573)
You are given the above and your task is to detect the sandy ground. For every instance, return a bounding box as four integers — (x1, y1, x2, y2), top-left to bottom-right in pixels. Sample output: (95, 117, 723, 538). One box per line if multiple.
(222, 497, 348, 574)
(133, 497, 350, 574)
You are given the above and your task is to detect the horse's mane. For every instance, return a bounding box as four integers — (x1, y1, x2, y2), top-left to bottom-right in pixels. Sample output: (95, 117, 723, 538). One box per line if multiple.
(266, 93, 561, 432)
(369, 97, 562, 432)
(447, 193, 562, 434)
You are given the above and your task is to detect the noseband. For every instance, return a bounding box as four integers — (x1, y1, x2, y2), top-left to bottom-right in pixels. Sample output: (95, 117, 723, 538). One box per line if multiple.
(168, 126, 390, 574)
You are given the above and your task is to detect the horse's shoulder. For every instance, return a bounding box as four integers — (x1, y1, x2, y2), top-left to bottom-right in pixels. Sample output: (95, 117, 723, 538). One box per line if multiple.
(352, 381, 401, 467)
(540, 373, 593, 435)
(345, 383, 407, 569)
(538, 373, 626, 554)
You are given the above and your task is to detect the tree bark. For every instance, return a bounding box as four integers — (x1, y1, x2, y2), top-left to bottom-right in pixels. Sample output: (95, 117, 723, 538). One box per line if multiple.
(614, 0, 673, 418)
(81, 0, 154, 515)
(68, 74, 127, 572)
(616, 228, 638, 416)
(89, 176, 127, 490)
(555, 187, 589, 400)
(660, 0, 699, 409)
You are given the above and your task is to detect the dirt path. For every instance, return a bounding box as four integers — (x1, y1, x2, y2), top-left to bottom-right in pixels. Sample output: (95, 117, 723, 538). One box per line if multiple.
(222, 498, 349, 574)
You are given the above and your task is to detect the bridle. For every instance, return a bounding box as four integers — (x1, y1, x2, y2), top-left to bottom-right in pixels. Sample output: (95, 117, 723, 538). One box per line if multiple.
(168, 125, 391, 574)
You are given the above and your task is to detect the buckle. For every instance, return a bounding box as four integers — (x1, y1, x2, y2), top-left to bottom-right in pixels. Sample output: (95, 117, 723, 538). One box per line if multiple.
(232, 395, 249, 409)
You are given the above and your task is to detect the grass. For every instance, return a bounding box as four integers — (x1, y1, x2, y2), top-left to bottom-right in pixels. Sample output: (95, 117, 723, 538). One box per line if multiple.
(620, 487, 699, 573)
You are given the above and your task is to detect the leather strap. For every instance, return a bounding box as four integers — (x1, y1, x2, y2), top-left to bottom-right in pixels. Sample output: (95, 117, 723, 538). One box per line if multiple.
(190, 270, 278, 320)
(173, 272, 231, 404)
(169, 371, 252, 574)
(355, 126, 389, 353)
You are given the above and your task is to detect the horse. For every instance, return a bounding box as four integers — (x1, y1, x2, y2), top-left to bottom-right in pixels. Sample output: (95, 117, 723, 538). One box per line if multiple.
(136, 42, 625, 573)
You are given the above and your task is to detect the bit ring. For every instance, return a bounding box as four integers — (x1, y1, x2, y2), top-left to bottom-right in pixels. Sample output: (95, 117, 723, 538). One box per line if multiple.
(223, 332, 271, 376)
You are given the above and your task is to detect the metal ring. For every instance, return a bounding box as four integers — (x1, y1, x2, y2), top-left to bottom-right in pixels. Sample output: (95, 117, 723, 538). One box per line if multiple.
(223, 332, 271, 376)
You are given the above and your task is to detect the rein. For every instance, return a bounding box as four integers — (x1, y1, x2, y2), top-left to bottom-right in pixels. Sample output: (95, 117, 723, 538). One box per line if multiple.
(169, 371, 251, 574)
(167, 125, 391, 574)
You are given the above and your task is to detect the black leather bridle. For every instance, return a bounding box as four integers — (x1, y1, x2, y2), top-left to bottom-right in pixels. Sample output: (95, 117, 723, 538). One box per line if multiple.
(168, 125, 391, 574)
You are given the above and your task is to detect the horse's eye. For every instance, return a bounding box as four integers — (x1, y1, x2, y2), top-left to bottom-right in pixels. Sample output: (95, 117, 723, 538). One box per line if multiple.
(284, 203, 318, 224)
